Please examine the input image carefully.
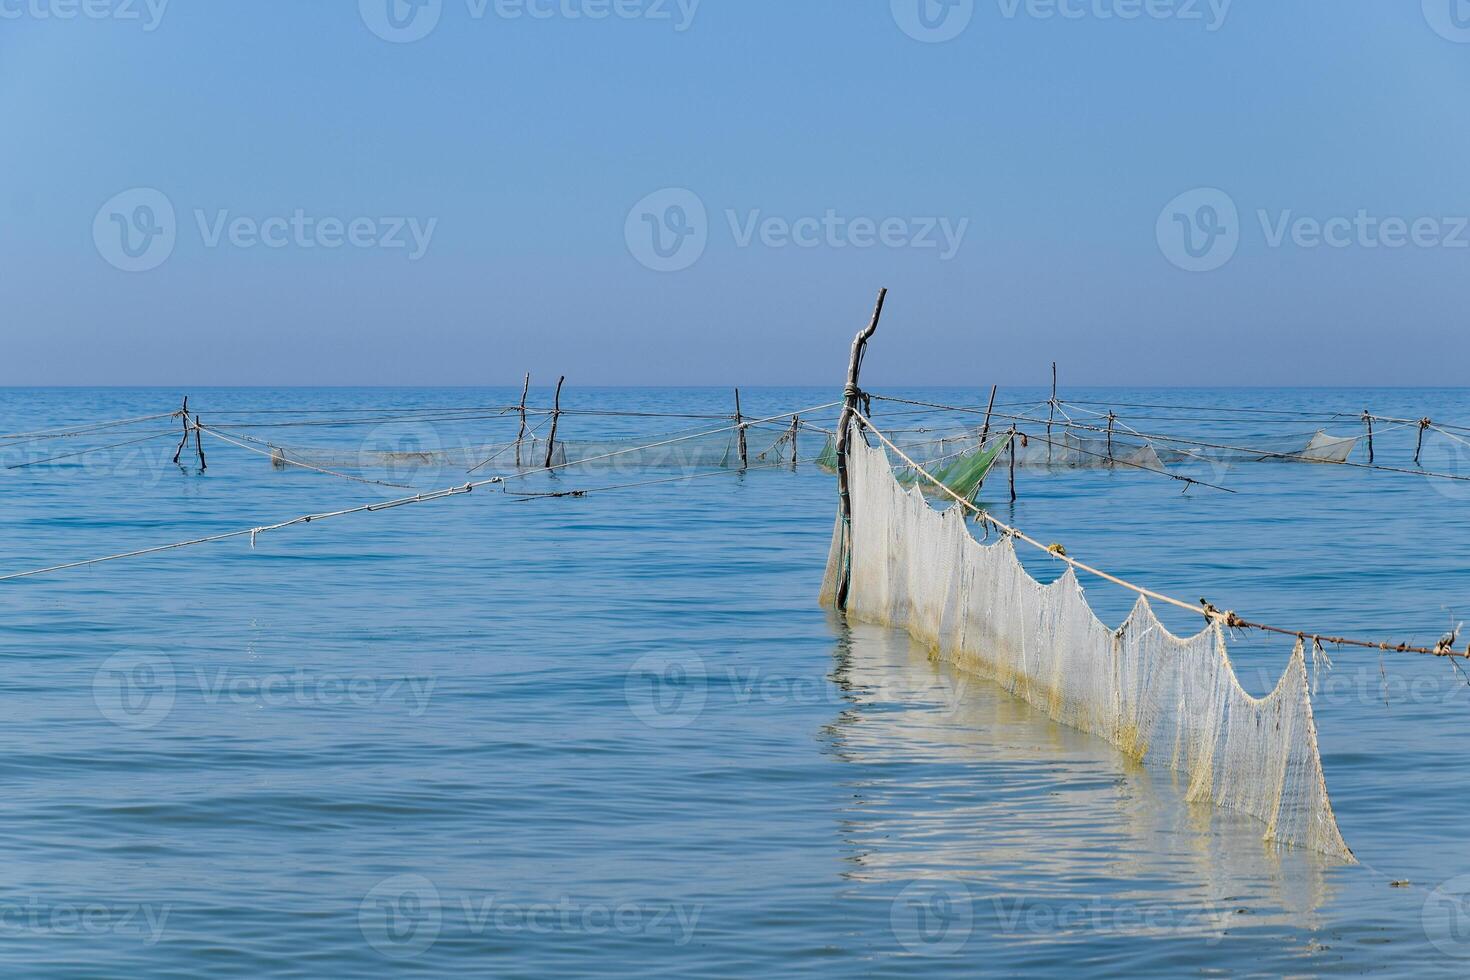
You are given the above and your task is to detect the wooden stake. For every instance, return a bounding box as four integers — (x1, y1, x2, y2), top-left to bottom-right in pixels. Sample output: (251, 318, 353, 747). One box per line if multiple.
(172, 396, 190, 465)
(1107, 411, 1116, 464)
(980, 384, 997, 447)
(1364, 410, 1375, 464)
(734, 388, 747, 470)
(193, 415, 206, 471)
(1047, 362, 1057, 463)
(1416, 418, 1431, 466)
(835, 287, 888, 610)
(788, 415, 800, 468)
(515, 372, 530, 468)
(543, 375, 565, 469)
(1008, 425, 1017, 502)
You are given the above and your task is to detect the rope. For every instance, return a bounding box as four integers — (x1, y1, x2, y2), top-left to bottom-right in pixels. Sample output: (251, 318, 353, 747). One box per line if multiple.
(4, 429, 180, 469)
(850, 409, 1470, 660)
(0, 412, 179, 446)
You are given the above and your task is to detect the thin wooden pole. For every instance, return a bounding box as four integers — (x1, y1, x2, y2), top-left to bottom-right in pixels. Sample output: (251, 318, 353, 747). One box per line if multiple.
(734, 388, 747, 470)
(172, 396, 190, 464)
(1047, 362, 1057, 463)
(980, 384, 997, 446)
(1364, 410, 1375, 464)
(835, 287, 888, 610)
(1008, 425, 1017, 502)
(515, 372, 530, 468)
(1107, 411, 1116, 463)
(193, 415, 206, 470)
(543, 376, 565, 469)
(1415, 418, 1431, 466)
(788, 415, 800, 468)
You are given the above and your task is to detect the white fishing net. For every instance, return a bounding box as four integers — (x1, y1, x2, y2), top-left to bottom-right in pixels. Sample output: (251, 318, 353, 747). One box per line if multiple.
(821, 426, 1354, 861)
(884, 426, 1359, 470)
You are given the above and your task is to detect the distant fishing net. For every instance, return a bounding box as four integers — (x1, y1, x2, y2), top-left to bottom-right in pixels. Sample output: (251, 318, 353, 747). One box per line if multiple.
(264, 422, 813, 477)
(821, 428, 1354, 861)
(819, 426, 1360, 472)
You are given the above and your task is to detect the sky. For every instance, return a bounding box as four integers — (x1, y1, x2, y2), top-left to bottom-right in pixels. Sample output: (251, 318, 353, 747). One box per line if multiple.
(2, 0, 1468, 386)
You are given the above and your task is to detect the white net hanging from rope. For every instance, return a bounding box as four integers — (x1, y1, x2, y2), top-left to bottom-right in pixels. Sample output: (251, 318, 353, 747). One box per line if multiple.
(820, 426, 1354, 861)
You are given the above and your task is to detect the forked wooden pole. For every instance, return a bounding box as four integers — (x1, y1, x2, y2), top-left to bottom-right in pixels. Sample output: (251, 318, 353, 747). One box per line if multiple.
(172, 396, 190, 465)
(543, 376, 565, 469)
(835, 288, 888, 610)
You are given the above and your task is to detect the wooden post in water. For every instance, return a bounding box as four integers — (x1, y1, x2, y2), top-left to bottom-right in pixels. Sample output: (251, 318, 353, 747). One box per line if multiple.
(172, 396, 191, 465)
(1107, 411, 1116, 464)
(193, 415, 207, 471)
(1008, 425, 1018, 502)
(543, 376, 565, 469)
(734, 388, 748, 470)
(788, 415, 800, 468)
(1416, 418, 1431, 466)
(980, 384, 997, 447)
(1363, 410, 1375, 464)
(515, 372, 530, 468)
(835, 287, 888, 611)
(1047, 362, 1057, 463)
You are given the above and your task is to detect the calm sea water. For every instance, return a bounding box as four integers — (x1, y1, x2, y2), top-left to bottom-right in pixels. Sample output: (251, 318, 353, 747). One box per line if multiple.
(3, 386, 1470, 977)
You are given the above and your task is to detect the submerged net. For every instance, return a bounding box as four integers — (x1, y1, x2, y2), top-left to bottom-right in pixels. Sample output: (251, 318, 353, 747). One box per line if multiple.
(821, 426, 1354, 860)
(824, 426, 1359, 475)
(262, 422, 815, 477)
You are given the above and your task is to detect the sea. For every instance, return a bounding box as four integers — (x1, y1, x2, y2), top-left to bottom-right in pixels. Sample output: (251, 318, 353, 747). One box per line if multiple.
(2, 386, 1469, 978)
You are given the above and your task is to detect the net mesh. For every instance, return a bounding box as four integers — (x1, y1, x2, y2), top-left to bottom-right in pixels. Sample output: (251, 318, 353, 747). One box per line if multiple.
(821, 426, 1354, 861)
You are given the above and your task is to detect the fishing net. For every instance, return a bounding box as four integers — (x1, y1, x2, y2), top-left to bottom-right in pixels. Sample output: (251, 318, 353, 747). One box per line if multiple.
(895, 434, 1010, 503)
(873, 426, 1359, 470)
(261, 422, 817, 477)
(820, 426, 1354, 860)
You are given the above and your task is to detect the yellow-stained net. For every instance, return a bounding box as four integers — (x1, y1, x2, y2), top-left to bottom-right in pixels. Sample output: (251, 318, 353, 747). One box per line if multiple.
(821, 426, 1354, 861)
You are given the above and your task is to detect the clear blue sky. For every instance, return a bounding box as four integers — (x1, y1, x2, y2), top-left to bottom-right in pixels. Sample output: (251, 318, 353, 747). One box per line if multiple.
(3, 1, 1467, 386)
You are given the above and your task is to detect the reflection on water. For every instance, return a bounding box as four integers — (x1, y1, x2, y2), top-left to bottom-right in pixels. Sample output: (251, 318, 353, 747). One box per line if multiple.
(824, 616, 1346, 961)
